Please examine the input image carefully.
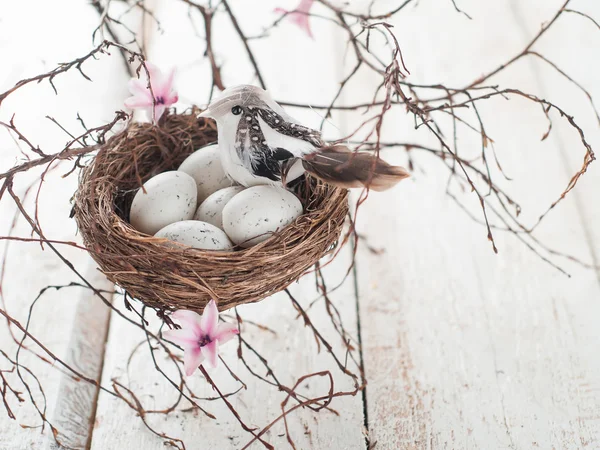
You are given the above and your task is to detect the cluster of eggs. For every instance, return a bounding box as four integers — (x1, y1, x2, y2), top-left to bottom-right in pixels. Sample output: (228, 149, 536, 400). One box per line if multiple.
(129, 144, 303, 250)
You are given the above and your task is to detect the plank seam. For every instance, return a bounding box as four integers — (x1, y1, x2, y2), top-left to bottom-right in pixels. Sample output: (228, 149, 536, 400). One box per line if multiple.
(85, 290, 115, 450)
(352, 241, 369, 449)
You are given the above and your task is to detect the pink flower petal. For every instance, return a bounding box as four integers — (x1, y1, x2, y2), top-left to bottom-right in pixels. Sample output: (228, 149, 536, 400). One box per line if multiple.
(162, 328, 199, 349)
(275, 0, 315, 38)
(296, 17, 313, 38)
(166, 92, 179, 105)
(213, 322, 239, 345)
(124, 95, 152, 109)
(153, 104, 167, 121)
(128, 78, 152, 99)
(298, 0, 314, 12)
(165, 68, 176, 93)
(144, 62, 162, 85)
(171, 310, 203, 335)
(125, 62, 179, 124)
(184, 346, 205, 376)
(202, 340, 219, 368)
(201, 300, 219, 337)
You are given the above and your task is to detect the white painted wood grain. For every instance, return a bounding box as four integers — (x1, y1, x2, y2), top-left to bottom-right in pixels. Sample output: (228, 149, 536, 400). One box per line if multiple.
(0, 1, 129, 448)
(352, 1, 600, 448)
(46, 266, 114, 450)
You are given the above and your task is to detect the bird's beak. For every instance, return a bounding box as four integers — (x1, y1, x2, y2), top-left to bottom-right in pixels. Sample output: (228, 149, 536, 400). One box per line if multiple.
(198, 108, 212, 118)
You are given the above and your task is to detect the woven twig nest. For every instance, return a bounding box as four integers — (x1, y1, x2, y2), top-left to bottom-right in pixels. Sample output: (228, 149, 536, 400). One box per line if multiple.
(74, 108, 349, 313)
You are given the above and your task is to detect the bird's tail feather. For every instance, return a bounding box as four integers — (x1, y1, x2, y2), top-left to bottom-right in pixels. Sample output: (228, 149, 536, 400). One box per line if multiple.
(301, 145, 409, 191)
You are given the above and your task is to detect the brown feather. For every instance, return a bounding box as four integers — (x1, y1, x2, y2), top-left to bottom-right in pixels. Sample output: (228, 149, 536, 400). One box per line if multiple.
(302, 145, 409, 191)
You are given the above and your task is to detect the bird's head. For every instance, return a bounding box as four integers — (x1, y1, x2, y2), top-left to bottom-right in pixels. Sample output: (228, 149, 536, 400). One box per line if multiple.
(199, 84, 323, 156)
(199, 85, 294, 129)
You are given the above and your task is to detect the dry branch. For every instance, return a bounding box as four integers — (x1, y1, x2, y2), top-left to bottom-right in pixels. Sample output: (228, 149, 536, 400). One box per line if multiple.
(0, 0, 597, 448)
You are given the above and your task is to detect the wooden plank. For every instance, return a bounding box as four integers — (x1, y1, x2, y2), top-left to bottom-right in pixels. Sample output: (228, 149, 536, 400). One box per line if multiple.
(0, 1, 131, 448)
(46, 267, 114, 450)
(90, 0, 366, 448)
(355, 1, 600, 448)
(0, 262, 111, 450)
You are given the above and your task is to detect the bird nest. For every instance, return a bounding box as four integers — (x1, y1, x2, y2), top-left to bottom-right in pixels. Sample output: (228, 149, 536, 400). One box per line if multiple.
(73, 108, 349, 313)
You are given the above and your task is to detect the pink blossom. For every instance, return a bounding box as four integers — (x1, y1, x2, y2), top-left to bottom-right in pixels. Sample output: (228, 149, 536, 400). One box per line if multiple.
(163, 300, 239, 376)
(124, 62, 178, 122)
(275, 0, 315, 38)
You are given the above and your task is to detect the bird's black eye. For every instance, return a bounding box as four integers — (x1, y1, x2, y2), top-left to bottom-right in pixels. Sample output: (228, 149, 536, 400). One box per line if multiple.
(231, 106, 242, 115)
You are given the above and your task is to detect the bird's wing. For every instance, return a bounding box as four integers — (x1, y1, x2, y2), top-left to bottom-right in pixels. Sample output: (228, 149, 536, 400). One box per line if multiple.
(250, 147, 296, 182)
(255, 114, 317, 157)
(234, 110, 299, 182)
(256, 107, 325, 149)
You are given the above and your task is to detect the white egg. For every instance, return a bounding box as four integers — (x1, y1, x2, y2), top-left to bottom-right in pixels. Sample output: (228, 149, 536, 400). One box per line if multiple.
(222, 186, 303, 248)
(155, 221, 233, 250)
(178, 144, 235, 203)
(130, 171, 197, 235)
(194, 186, 245, 229)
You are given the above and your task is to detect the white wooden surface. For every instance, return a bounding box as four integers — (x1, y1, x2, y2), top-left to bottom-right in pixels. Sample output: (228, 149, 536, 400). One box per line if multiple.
(353, 1, 600, 448)
(0, 1, 127, 449)
(46, 266, 113, 450)
(1, 0, 599, 449)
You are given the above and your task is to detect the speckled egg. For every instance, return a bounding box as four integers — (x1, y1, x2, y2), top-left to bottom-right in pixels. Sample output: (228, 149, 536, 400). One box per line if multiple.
(222, 186, 303, 248)
(154, 221, 233, 250)
(129, 171, 197, 235)
(194, 186, 245, 229)
(178, 144, 235, 203)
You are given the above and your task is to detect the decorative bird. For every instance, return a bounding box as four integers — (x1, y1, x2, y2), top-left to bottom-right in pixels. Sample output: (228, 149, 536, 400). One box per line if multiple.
(199, 85, 409, 191)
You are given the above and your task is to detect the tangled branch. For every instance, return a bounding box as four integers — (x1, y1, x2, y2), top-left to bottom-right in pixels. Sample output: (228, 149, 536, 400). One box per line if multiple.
(0, 0, 597, 448)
